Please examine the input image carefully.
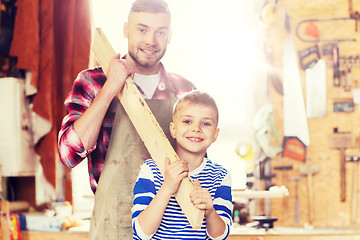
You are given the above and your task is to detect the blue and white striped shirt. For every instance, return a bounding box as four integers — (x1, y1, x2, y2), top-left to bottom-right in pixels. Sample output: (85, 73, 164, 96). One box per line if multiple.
(132, 158, 233, 240)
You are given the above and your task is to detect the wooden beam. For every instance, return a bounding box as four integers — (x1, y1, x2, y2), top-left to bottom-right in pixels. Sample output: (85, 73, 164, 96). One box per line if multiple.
(92, 28, 204, 229)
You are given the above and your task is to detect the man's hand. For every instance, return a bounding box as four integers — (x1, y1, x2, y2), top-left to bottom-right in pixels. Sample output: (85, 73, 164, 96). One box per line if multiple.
(104, 53, 135, 97)
(162, 158, 189, 195)
(190, 179, 215, 216)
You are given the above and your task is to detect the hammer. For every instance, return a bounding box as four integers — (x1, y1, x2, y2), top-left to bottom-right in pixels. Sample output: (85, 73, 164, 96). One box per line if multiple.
(290, 176, 303, 224)
(300, 162, 320, 224)
(330, 132, 356, 202)
(274, 165, 293, 221)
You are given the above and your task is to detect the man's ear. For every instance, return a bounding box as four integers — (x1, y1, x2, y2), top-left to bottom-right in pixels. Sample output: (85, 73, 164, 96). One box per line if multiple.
(169, 122, 176, 139)
(168, 29, 172, 44)
(123, 22, 128, 38)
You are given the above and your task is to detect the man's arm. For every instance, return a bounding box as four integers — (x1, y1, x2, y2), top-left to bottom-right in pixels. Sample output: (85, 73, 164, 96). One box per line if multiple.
(74, 54, 134, 150)
(58, 54, 134, 167)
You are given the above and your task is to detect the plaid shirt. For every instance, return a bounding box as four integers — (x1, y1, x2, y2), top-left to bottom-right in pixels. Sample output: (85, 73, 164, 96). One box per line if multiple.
(58, 63, 195, 193)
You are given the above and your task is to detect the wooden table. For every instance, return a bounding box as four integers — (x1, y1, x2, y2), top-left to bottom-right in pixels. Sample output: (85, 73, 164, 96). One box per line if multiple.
(20, 231, 88, 240)
(20, 228, 360, 240)
(228, 227, 360, 240)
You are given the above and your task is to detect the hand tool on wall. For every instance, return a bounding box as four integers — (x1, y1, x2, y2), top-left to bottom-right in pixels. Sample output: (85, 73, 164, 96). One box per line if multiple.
(305, 59, 327, 118)
(263, 41, 283, 95)
(346, 60, 352, 92)
(330, 132, 356, 202)
(274, 165, 293, 185)
(349, 0, 360, 32)
(274, 165, 293, 221)
(333, 100, 355, 112)
(290, 176, 303, 224)
(296, 18, 357, 43)
(300, 162, 320, 225)
(347, 68, 352, 92)
(259, 0, 278, 26)
(298, 45, 320, 70)
(348, 156, 360, 224)
(283, 13, 310, 147)
(282, 136, 306, 162)
(341, 70, 347, 89)
(333, 46, 340, 87)
(260, 157, 276, 217)
(304, 22, 319, 39)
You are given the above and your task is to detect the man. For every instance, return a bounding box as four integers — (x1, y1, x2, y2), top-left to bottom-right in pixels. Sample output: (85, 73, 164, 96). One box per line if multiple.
(58, 0, 195, 238)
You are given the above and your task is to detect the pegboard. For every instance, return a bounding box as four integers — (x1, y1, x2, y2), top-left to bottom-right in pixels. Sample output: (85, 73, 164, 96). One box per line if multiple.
(262, 0, 360, 228)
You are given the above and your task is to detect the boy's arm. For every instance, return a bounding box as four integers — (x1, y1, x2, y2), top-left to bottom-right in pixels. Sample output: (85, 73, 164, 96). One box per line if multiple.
(135, 158, 189, 236)
(191, 174, 232, 240)
(205, 207, 227, 238)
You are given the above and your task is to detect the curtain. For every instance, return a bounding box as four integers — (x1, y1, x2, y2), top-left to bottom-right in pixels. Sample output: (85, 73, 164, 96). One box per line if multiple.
(9, 0, 92, 202)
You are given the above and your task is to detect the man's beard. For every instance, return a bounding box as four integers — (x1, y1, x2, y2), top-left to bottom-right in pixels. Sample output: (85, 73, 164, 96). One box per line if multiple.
(129, 49, 165, 69)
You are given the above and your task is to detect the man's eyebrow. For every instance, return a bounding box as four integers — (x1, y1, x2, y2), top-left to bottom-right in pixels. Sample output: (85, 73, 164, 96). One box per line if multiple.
(136, 23, 169, 31)
(136, 23, 149, 28)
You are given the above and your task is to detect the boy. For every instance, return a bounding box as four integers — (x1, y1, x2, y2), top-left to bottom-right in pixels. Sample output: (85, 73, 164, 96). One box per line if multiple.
(132, 90, 233, 239)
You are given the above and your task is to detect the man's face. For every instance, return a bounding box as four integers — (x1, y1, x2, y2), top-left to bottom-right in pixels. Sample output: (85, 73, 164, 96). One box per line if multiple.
(124, 12, 171, 74)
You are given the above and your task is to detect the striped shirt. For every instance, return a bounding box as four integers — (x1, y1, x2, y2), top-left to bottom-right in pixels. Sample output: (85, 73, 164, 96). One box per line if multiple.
(132, 158, 233, 240)
(57, 63, 195, 193)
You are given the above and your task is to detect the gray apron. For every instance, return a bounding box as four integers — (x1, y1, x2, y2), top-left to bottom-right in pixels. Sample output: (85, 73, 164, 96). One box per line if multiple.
(89, 94, 176, 240)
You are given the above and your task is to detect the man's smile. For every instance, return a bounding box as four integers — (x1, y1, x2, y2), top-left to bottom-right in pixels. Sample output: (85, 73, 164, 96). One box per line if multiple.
(141, 48, 158, 55)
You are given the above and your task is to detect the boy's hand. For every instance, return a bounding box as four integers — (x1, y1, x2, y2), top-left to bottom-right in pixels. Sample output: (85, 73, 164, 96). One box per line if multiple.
(162, 158, 189, 195)
(190, 179, 215, 216)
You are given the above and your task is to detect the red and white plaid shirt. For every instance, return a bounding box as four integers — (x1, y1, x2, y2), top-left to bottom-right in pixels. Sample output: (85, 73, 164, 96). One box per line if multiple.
(58, 63, 195, 193)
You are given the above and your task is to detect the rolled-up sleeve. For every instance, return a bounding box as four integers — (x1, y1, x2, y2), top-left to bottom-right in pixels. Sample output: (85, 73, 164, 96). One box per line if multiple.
(57, 69, 103, 168)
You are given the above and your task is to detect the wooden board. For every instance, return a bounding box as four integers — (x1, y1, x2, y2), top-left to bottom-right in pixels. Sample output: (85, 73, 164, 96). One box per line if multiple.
(91, 28, 204, 229)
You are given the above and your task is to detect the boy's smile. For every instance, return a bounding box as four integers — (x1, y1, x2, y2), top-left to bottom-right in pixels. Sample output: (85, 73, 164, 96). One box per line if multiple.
(170, 103, 219, 161)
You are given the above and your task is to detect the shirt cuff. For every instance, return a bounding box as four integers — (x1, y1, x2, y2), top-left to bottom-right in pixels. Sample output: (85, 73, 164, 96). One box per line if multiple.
(133, 218, 154, 240)
(66, 125, 96, 158)
(207, 220, 228, 240)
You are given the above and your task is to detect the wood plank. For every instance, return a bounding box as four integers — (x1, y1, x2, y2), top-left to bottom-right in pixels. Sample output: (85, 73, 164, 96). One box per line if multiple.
(91, 28, 204, 229)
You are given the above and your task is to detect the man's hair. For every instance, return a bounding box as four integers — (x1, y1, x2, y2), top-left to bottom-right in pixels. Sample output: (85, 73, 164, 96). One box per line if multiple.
(173, 90, 219, 124)
(130, 0, 170, 15)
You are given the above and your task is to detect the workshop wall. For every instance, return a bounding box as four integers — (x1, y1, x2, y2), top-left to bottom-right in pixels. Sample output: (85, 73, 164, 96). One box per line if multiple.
(265, 0, 360, 228)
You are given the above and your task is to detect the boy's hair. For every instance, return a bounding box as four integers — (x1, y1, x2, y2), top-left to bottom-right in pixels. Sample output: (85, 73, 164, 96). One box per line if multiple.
(130, 0, 170, 15)
(173, 90, 219, 124)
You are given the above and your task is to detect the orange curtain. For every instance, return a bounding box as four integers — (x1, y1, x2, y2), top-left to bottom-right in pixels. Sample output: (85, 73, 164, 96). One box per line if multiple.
(9, 0, 92, 198)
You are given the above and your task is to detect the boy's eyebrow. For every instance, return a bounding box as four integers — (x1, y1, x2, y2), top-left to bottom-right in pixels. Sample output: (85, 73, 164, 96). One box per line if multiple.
(202, 117, 216, 122)
(179, 115, 215, 122)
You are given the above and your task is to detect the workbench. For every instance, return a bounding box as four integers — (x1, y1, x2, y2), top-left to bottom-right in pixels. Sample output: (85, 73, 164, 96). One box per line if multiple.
(20, 231, 88, 240)
(19, 228, 360, 240)
(228, 226, 360, 240)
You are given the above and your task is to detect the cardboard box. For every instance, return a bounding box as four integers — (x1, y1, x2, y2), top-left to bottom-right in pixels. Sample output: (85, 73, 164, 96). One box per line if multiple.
(19, 214, 62, 232)
(0, 78, 36, 176)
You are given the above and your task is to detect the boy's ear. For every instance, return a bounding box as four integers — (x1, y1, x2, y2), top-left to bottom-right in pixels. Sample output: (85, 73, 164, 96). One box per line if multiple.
(169, 122, 176, 139)
(213, 128, 220, 143)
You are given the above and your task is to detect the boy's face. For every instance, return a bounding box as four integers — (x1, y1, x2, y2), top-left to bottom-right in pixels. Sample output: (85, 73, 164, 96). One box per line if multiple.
(124, 12, 171, 74)
(170, 102, 219, 158)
